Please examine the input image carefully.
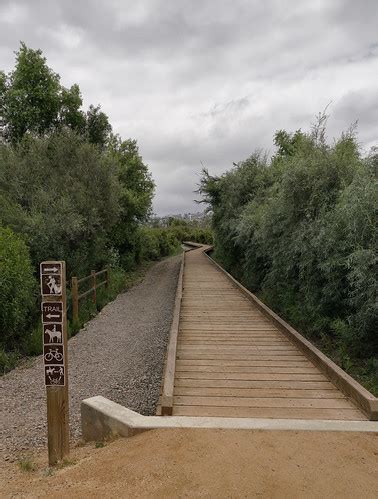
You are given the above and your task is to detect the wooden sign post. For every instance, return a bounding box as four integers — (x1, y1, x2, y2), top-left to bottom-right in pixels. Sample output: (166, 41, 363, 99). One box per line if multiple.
(40, 261, 69, 465)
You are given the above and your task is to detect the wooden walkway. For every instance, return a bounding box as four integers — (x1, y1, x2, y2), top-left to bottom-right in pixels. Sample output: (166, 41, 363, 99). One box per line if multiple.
(165, 247, 366, 420)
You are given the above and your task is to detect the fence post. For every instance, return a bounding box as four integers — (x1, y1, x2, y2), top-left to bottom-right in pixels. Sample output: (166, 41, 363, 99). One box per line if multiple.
(105, 267, 110, 290)
(72, 277, 79, 324)
(91, 270, 97, 306)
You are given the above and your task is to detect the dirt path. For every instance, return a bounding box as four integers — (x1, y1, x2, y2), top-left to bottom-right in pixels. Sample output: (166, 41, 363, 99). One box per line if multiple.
(0, 256, 181, 461)
(1, 429, 377, 498)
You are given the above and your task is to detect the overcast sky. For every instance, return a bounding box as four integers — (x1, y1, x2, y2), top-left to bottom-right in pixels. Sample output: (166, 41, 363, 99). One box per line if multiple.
(0, 0, 377, 215)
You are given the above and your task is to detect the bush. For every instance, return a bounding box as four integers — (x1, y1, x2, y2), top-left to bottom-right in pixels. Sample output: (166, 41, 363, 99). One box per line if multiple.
(0, 348, 20, 374)
(199, 122, 377, 391)
(0, 227, 37, 348)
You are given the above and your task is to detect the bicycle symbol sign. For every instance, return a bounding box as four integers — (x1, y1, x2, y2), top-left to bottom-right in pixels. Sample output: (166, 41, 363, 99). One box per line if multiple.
(43, 345, 64, 365)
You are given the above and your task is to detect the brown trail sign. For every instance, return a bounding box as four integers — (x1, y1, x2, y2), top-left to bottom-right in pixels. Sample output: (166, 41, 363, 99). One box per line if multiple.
(43, 323, 63, 344)
(42, 302, 63, 323)
(40, 262, 63, 296)
(40, 261, 69, 465)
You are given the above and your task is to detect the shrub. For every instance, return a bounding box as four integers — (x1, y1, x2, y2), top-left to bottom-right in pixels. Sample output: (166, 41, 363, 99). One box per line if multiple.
(0, 227, 37, 348)
(199, 122, 377, 379)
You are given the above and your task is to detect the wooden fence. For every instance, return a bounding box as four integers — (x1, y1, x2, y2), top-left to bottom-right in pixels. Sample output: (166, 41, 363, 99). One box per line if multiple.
(71, 268, 110, 323)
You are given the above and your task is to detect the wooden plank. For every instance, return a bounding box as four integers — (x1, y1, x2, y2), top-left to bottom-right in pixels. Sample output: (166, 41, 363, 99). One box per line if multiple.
(174, 372, 327, 381)
(173, 387, 346, 399)
(179, 338, 284, 342)
(177, 349, 300, 355)
(175, 365, 319, 374)
(177, 354, 306, 361)
(172, 405, 367, 420)
(179, 343, 293, 348)
(174, 396, 355, 409)
(175, 379, 336, 389)
(176, 359, 313, 367)
(177, 345, 298, 351)
(179, 336, 287, 341)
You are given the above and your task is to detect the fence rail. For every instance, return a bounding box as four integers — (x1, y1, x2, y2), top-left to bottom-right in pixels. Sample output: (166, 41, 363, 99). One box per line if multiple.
(71, 268, 110, 323)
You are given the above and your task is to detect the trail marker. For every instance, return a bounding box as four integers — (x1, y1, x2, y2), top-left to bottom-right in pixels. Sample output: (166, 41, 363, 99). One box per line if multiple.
(40, 261, 69, 465)
(40, 262, 63, 296)
(42, 302, 63, 323)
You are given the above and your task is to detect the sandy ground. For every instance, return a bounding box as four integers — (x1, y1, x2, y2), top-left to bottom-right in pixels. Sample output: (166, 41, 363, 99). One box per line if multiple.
(1, 429, 377, 498)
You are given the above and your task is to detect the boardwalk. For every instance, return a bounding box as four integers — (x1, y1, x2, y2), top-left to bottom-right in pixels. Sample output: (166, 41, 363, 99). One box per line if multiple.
(168, 247, 366, 420)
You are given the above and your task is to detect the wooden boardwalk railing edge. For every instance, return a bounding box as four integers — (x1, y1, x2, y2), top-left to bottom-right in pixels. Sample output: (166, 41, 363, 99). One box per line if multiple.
(203, 248, 378, 421)
(161, 250, 185, 415)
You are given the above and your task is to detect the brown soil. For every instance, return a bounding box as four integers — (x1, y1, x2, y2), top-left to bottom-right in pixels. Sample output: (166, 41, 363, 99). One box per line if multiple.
(1, 429, 377, 498)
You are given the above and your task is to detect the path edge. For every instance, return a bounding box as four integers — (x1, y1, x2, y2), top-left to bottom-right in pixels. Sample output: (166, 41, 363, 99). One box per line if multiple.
(160, 250, 185, 415)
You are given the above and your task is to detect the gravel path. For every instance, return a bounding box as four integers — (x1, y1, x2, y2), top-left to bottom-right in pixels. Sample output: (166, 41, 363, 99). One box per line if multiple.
(0, 255, 181, 461)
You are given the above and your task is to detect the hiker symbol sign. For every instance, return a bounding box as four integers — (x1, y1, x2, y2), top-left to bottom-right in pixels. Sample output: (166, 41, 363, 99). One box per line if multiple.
(40, 262, 63, 296)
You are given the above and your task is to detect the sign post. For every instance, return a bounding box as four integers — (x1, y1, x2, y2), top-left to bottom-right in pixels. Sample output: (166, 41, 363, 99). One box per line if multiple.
(40, 261, 69, 465)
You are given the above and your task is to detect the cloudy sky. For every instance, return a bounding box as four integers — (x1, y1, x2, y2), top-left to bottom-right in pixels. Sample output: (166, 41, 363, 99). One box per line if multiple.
(0, 0, 377, 214)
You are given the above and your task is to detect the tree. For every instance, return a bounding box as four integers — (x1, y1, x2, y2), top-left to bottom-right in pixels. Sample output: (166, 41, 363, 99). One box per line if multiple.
(0, 42, 61, 142)
(107, 136, 155, 268)
(0, 130, 120, 276)
(85, 104, 112, 148)
(0, 43, 109, 145)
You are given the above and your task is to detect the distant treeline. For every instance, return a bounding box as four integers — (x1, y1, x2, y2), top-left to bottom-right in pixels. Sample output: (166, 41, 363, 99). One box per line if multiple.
(199, 118, 377, 393)
(0, 43, 211, 371)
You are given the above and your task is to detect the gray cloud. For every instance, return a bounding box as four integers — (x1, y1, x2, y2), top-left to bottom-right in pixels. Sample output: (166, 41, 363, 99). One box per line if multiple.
(1, 0, 377, 214)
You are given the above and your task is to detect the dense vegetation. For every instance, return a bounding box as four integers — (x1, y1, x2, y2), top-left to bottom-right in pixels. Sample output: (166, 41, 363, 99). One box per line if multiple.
(199, 119, 377, 393)
(0, 44, 210, 372)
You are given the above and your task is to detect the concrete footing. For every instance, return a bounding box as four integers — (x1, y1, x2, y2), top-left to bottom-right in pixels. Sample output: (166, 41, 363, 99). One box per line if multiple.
(81, 396, 378, 442)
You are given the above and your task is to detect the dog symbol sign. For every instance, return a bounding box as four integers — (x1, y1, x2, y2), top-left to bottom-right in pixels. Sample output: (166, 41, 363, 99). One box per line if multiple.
(45, 365, 65, 386)
(40, 261, 63, 296)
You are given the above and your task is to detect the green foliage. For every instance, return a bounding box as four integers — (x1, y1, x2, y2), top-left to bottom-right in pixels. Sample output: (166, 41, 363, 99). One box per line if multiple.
(0, 130, 120, 277)
(200, 121, 377, 391)
(0, 42, 110, 145)
(85, 104, 112, 148)
(1, 42, 61, 142)
(163, 217, 214, 246)
(108, 137, 155, 268)
(138, 227, 180, 261)
(0, 347, 20, 374)
(0, 227, 37, 347)
(0, 43, 174, 371)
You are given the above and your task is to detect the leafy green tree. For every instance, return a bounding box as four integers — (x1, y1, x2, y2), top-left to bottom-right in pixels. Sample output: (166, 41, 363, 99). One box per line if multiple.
(0, 42, 61, 142)
(85, 104, 112, 148)
(108, 136, 155, 268)
(0, 43, 109, 145)
(0, 130, 120, 276)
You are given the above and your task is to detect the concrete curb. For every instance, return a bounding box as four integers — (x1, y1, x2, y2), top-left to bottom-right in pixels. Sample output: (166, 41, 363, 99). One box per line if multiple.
(81, 396, 378, 441)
